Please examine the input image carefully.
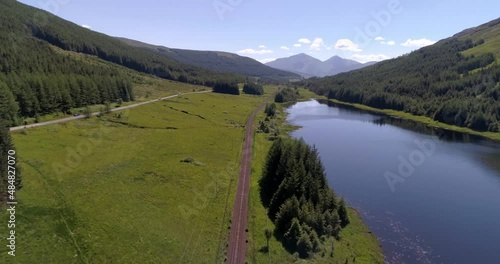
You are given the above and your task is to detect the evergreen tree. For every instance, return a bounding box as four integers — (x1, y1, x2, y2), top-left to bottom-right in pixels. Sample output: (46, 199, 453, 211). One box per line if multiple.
(0, 82, 19, 126)
(338, 198, 350, 228)
(259, 137, 350, 258)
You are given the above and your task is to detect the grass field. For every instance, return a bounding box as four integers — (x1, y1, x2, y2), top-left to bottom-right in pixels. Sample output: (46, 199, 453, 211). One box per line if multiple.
(1, 89, 268, 263)
(246, 90, 384, 264)
(1, 85, 383, 263)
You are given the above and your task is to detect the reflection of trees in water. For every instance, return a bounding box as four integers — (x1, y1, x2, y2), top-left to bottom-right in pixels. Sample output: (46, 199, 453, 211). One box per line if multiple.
(317, 99, 500, 174)
(480, 153, 500, 175)
(372, 117, 487, 143)
(317, 99, 379, 117)
(317, 99, 489, 144)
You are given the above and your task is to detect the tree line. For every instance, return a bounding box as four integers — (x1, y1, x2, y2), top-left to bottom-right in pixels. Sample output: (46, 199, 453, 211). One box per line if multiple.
(4, 0, 244, 86)
(0, 0, 247, 126)
(304, 38, 500, 132)
(275, 87, 300, 103)
(259, 138, 349, 258)
(243, 83, 264, 95)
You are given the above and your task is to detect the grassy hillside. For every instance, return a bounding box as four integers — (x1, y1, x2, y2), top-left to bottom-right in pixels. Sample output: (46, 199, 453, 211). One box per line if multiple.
(117, 37, 300, 82)
(0, 91, 267, 263)
(456, 18, 500, 59)
(305, 17, 500, 135)
(0, 0, 246, 126)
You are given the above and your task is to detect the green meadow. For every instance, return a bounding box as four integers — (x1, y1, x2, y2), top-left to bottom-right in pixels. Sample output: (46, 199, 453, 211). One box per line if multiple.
(1, 85, 383, 264)
(1, 88, 267, 263)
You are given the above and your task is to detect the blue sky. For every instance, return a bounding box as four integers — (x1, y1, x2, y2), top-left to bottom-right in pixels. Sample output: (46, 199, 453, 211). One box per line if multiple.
(19, 0, 500, 63)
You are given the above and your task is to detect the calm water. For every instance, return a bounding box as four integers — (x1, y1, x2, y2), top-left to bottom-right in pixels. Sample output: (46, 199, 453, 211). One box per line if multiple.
(287, 100, 500, 264)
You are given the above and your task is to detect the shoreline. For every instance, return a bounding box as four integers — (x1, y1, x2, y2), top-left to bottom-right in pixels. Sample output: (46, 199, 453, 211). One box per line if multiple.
(279, 93, 385, 263)
(325, 98, 500, 141)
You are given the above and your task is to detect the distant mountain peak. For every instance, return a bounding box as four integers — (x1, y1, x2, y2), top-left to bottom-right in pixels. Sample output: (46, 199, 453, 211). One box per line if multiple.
(266, 54, 377, 78)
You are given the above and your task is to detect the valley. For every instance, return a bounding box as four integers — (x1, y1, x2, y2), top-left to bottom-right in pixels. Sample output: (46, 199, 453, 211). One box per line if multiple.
(1, 0, 499, 263)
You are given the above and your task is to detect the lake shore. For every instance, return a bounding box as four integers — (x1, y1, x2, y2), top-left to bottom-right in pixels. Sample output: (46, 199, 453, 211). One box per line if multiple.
(246, 88, 385, 263)
(325, 98, 500, 141)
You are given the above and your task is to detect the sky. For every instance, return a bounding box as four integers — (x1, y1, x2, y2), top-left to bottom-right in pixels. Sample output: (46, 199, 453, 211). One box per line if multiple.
(18, 0, 500, 64)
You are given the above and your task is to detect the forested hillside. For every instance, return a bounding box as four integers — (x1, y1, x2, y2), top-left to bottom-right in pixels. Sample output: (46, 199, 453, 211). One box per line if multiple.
(117, 38, 300, 82)
(0, 0, 244, 126)
(305, 18, 500, 132)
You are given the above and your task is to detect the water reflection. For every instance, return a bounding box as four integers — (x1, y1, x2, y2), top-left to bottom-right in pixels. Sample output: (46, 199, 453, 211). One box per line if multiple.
(287, 99, 500, 264)
(317, 99, 498, 143)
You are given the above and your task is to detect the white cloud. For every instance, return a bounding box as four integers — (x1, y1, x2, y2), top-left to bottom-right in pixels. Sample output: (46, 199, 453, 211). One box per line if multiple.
(81, 24, 91, 29)
(401, 38, 436, 48)
(258, 45, 267, 48)
(280, 46, 290, 50)
(238, 48, 274, 55)
(381, 40, 396, 46)
(334, 39, 362, 52)
(351, 54, 390, 63)
(309, 38, 325, 51)
(293, 43, 302, 47)
(258, 58, 276, 64)
(298, 38, 311, 44)
(375, 36, 385, 41)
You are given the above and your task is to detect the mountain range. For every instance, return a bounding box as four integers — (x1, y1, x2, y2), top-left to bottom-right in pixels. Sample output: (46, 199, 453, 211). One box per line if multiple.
(266, 53, 378, 78)
(116, 38, 300, 81)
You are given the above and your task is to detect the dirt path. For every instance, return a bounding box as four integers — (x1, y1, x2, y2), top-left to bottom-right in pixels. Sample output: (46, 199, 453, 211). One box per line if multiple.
(9, 91, 210, 132)
(226, 99, 270, 264)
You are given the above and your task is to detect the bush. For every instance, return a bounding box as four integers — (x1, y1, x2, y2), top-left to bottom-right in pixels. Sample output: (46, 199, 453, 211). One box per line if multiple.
(243, 83, 264, 95)
(265, 103, 277, 116)
(275, 87, 299, 103)
(212, 82, 240, 95)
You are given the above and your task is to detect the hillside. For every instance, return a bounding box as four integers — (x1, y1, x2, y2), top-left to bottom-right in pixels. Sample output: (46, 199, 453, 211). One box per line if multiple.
(116, 38, 300, 82)
(305, 17, 500, 133)
(0, 0, 245, 126)
(266, 53, 377, 78)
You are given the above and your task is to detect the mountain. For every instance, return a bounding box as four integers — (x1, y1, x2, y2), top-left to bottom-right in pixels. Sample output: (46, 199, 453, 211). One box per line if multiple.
(305, 17, 500, 133)
(265, 53, 323, 78)
(266, 53, 377, 78)
(0, 0, 249, 126)
(116, 38, 300, 82)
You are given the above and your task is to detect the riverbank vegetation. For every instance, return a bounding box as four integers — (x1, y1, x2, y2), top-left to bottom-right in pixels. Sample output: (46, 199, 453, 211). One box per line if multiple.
(305, 37, 500, 133)
(260, 138, 350, 258)
(275, 87, 300, 103)
(247, 88, 384, 263)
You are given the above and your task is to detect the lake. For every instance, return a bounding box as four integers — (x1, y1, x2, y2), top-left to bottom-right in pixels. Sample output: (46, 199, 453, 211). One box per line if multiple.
(286, 99, 500, 264)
